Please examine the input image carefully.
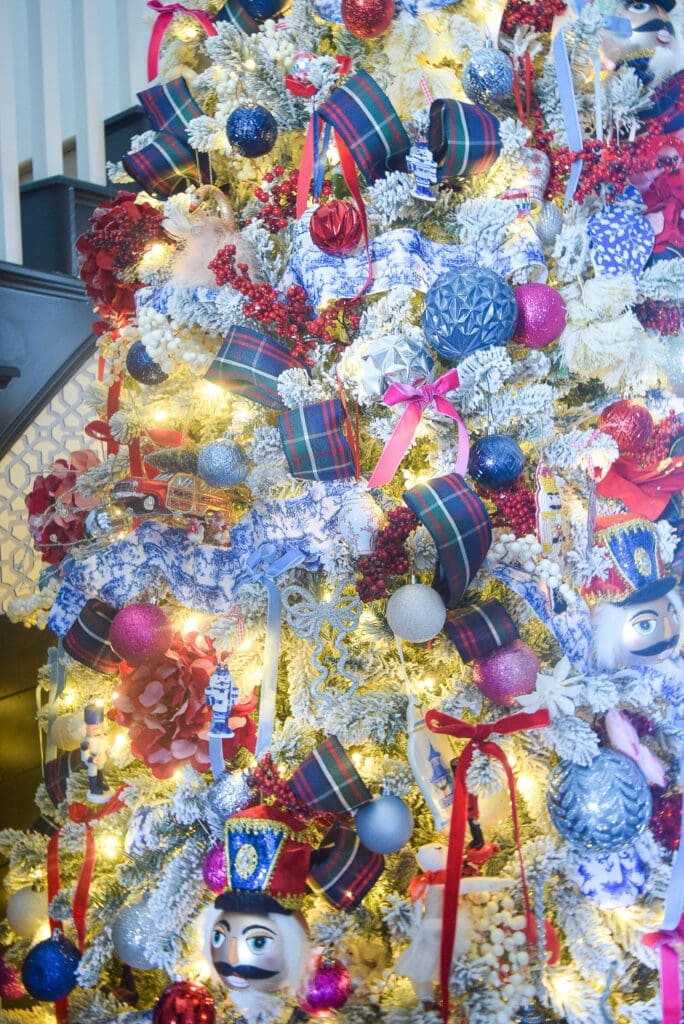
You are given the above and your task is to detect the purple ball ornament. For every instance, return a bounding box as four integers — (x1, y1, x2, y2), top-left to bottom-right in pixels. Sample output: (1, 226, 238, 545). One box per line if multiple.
(109, 603, 173, 666)
(355, 795, 414, 854)
(513, 284, 567, 349)
(202, 842, 227, 893)
(468, 434, 525, 491)
(300, 956, 352, 1017)
(472, 640, 540, 706)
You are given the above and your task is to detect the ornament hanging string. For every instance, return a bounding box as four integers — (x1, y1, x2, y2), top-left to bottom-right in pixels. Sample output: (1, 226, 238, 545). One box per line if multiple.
(425, 708, 550, 1024)
(146, 1, 217, 81)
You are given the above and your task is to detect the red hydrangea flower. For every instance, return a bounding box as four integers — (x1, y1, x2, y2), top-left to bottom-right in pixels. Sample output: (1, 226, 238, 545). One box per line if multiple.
(111, 633, 256, 779)
(75, 192, 170, 326)
(25, 450, 100, 564)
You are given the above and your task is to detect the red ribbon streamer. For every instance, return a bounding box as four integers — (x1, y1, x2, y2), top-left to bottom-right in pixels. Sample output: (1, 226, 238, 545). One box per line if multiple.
(146, 1, 217, 81)
(85, 421, 144, 479)
(596, 454, 684, 521)
(512, 53, 533, 127)
(47, 787, 128, 954)
(367, 368, 469, 488)
(642, 917, 684, 1024)
(336, 373, 361, 480)
(425, 708, 550, 1024)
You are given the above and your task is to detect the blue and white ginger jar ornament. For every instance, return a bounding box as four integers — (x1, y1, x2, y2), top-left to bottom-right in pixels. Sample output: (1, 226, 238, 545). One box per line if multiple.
(569, 845, 648, 908)
(587, 185, 655, 279)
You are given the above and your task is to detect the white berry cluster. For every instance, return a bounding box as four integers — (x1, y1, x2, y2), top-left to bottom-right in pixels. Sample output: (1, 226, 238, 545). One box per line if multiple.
(468, 892, 537, 1022)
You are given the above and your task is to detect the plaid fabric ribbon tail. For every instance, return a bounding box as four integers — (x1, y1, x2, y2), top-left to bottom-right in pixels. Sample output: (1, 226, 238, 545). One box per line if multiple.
(206, 326, 308, 410)
(444, 598, 518, 663)
(278, 398, 356, 481)
(428, 99, 501, 181)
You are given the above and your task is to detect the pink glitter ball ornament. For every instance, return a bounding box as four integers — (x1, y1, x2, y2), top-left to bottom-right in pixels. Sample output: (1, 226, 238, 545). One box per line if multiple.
(109, 603, 173, 666)
(0, 957, 26, 1001)
(513, 283, 566, 349)
(300, 956, 352, 1016)
(202, 842, 227, 893)
(472, 640, 540, 706)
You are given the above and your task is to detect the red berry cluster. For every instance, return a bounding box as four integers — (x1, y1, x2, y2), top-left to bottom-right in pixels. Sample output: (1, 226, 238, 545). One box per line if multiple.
(636, 409, 681, 468)
(635, 299, 683, 337)
(248, 754, 306, 815)
(479, 483, 537, 536)
(356, 506, 419, 602)
(249, 165, 334, 234)
(208, 244, 360, 359)
(500, 0, 565, 36)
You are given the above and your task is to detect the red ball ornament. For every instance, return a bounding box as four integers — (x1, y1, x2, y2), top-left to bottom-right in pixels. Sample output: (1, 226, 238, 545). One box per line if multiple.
(341, 0, 394, 38)
(598, 399, 654, 454)
(109, 603, 173, 666)
(472, 640, 540, 706)
(153, 981, 216, 1024)
(309, 200, 363, 256)
(300, 956, 352, 1017)
(512, 283, 566, 348)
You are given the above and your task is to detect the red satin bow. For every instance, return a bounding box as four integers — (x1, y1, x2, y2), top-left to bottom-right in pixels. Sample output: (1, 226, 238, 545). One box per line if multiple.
(408, 869, 447, 903)
(425, 708, 550, 1024)
(596, 453, 684, 521)
(147, 1, 217, 81)
(368, 369, 469, 488)
(642, 917, 684, 1024)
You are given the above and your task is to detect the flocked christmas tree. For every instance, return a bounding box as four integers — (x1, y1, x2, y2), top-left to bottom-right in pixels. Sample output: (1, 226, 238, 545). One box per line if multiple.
(3, 1, 684, 1023)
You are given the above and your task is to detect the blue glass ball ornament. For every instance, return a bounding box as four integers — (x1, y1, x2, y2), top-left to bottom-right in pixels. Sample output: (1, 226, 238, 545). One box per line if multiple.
(126, 341, 168, 385)
(468, 434, 525, 490)
(226, 105, 278, 158)
(355, 795, 414, 854)
(421, 266, 518, 362)
(547, 750, 652, 850)
(21, 932, 81, 1001)
(462, 48, 514, 105)
(197, 440, 249, 488)
(243, 0, 284, 19)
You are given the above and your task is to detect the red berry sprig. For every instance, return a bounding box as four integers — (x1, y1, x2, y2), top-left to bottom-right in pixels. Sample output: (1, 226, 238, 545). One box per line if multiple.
(636, 409, 680, 468)
(500, 0, 566, 35)
(635, 299, 682, 337)
(477, 483, 537, 537)
(249, 166, 334, 234)
(356, 506, 419, 602)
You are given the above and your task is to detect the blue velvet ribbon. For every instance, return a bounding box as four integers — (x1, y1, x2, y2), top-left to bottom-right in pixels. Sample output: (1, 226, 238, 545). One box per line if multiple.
(239, 543, 307, 754)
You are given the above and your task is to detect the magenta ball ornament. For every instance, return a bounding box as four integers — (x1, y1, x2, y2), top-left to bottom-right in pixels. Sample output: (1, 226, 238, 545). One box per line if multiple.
(300, 956, 352, 1016)
(0, 958, 26, 1001)
(513, 283, 566, 349)
(202, 843, 227, 893)
(355, 795, 414, 853)
(341, 0, 394, 37)
(472, 640, 540, 706)
(109, 603, 173, 666)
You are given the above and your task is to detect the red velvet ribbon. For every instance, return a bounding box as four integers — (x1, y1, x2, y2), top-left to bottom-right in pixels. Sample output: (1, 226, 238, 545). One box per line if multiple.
(642, 917, 684, 1024)
(512, 53, 533, 127)
(425, 708, 550, 1024)
(85, 421, 144, 479)
(146, 1, 217, 81)
(408, 869, 447, 903)
(596, 454, 684, 521)
(47, 787, 128, 954)
(336, 373, 361, 480)
(367, 368, 469, 488)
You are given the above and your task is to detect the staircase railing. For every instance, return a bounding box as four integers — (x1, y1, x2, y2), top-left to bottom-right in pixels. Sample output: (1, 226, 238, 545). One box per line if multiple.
(0, 0, 149, 265)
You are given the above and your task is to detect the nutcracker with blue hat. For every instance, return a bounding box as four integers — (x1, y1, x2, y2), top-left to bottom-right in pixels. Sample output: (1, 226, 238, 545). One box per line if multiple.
(584, 515, 682, 669)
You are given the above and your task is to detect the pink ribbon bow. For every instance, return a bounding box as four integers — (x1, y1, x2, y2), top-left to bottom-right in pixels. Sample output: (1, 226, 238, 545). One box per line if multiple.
(147, 1, 217, 81)
(642, 917, 684, 1024)
(368, 369, 469, 488)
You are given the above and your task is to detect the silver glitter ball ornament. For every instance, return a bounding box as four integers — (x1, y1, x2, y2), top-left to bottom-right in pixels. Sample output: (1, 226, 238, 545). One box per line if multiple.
(461, 48, 514, 104)
(208, 771, 253, 820)
(359, 333, 434, 399)
(535, 201, 564, 247)
(111, 900, 157, 969)
(547, 750, 652, 850)
(198, 440, 249, 488)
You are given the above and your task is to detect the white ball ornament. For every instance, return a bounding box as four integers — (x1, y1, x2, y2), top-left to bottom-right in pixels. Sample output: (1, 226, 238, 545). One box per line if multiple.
(6, 887, 48, 938)
(49, 712, 86, 751)
(355, 795, 414, 853)
(386, 583, 446, 643)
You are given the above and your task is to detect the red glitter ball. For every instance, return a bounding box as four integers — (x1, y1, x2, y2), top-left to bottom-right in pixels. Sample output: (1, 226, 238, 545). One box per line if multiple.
(341, 0, 394, 37)
(598, 400, 654, 454)
(153, 982, 215, 1024)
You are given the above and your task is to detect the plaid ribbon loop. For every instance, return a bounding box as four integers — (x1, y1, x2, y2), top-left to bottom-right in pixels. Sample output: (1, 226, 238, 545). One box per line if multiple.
(122, 78, 211, 196)
(214, 0, 259, 34)
(278, 398, 356, 481)
(428, 99, 502, 181)
(444, 598, 519, 663)
(205, 326, 308, 410)
(403, 474, 492, 609)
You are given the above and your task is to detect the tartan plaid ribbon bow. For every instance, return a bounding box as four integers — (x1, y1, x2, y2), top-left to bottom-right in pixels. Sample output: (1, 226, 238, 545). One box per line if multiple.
(146, 1, 217, 81)
(205, 325, 308, 410)
(122, 77, 211, 196)
(368, 368, 469, 488)
(425, 709, 550, 1024)
(238, 543, 307, 755)
(642, 918, 684, 1024)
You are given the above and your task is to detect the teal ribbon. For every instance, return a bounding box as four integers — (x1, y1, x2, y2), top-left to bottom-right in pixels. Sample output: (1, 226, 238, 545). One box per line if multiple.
(239, 543, 306, 754)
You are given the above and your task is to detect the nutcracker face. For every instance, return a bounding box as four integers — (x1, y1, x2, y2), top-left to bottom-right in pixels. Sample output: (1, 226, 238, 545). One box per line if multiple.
(210, 911, 288, 993)
(600, 0, 677, 68)
(617, 593, 680, 664)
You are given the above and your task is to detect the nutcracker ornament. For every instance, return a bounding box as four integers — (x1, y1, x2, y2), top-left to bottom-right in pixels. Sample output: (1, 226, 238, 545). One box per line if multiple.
(81, 703, 111, 803)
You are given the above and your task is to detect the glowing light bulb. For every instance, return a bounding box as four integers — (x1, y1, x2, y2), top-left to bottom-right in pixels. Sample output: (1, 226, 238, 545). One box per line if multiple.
(101, 834, 121, 860)
(183, 615, 200, 634)
(153, 408, 169, 422)
(244, 58, 257, 71)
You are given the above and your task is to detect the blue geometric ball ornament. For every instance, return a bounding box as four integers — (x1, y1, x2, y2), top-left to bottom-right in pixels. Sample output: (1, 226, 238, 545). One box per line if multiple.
(462, 48, 515, 105)
(126, 341, 168, 385)
(197, 440, 249, 488)
(469, 434, 525, 490)
(421, 266, 518, 362)
(244, 0, 285, 18)
(227, 105, 278, 158)
(547, 750, 652, 850)
(355, 795, 414, 854)
(22, 932, 81, 1001)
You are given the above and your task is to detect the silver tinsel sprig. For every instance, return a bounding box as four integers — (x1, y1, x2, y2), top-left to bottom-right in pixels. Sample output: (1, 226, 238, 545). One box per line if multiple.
(367, 172, 416, 231)
(489, 382, 556, 441)
(381, 894, 414, 940)
(268, 718, 318, 765)
(639, 259, 684, 303)
(578, 673, 619, 713)
(278, 368, 331, 408)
